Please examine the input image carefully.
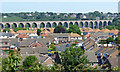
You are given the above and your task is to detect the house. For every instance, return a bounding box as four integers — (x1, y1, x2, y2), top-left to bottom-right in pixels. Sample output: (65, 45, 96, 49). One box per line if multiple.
(70, 33, 82, 41)
(41, 33, 48, 38)
(47, 33, 82, 44)
(16, 34, 28, 39)
(76, 42, 83, 47)
(47, 33, 70, 44)
(18, 38, 51, 56)
(81, 14, 87, 18)
(0, 39, 10, 48)
(0, 32, 15, 39)
(16, 30, 37, 36)
(84, 51, 98, 68)
(20, 54, 54, 66)
(20, 46, 48, 56)
(29, 39, 46, 48)
(29, 36, 41, 39)
(83, 33, 89, 40)
(107, 57, 119, 68)
(41, 29, 51, 34)
(18, 38, 51, 48)
(40, 56, 55, 66)
(2, 45, 18, 51)
(71, 14, 76, 18)
(56, 43, 72, 53)
(9, 30, 16, 34)
(96, 16, 100, 20)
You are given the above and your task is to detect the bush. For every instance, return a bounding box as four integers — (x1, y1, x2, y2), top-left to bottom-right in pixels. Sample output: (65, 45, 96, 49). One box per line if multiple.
(23, 55, 38, 68)
(13, 28, 27, 32)
(50, 44, 56, 51)
(118, 47, 120, 51)
(37, 29, 41, 36)
(72, 43, 76, 46)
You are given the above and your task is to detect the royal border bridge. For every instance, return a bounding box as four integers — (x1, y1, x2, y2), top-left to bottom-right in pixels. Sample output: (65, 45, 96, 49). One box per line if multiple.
(0, 20, 112, 29)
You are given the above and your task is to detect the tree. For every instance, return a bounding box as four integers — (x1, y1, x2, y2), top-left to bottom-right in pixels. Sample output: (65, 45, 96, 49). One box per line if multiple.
(68, 25, 81, 35)
(37, 29, 41, 36)
(23, 55, 38, 68)
(54, 26, 67, 33)
(3, 28, 10, 32)
(112, 17, 118, 26)
(115, 37, 119, 42)
(59, 46, 89, 71)
(8, 50, 22, 71)
(106, 37, 114, 43)
(2, 58, 9, 70)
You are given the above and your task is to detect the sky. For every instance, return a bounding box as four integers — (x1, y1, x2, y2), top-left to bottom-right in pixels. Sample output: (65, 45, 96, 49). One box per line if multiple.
(1, 0, 119, 2)
(0, 0, 119, 13)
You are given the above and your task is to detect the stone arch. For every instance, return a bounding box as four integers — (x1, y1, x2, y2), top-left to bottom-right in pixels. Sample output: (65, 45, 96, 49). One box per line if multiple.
(94, 21, 98, 29)
(108, 21, 112, 26)
(58, 22, 62, 26)
(89, 22, 94, 29)
(32, 23, 37, 28)
(85, 22, 89, 28)
(69, 22, 73, 27)
(12, 23, 17, 28)
(80, 22, 84, 28)
(40, 22, 45, 28)
(25, 23, 31, 28)
(52, 22, 57, 28)
(5, 23, 10, 28)
(99, 21, 102, 28)
(74, 22, 79, 27)
(46, 22, 51, 28)
(64, 22, 68, 28)
(0, 23, 4, 29)
(103, 21, 107, 27)
(19, 23, 24, 28)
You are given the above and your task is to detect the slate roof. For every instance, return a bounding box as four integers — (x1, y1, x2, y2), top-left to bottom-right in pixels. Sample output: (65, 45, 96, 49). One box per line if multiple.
(16, 30, 36, 33)
(0, 32, 14, 37)
(56, 44, 71, 52)
(105, 49, 117, 55)
(19, 38, 52, 47)
(8, 38, 19, 45)
(16, 34, 28, 38)
(48, 33, 70, 38)
(70, 33, 81, 37)
(84, 50, 98, 62)
(95, 48, 103, 55)
(20, 47, 48, 54)
(108, 57, 119, 68)
(0, 39, 9, 42)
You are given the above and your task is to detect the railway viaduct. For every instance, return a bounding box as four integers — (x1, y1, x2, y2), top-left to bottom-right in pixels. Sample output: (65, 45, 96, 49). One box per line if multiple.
(0, 20, 112, 29)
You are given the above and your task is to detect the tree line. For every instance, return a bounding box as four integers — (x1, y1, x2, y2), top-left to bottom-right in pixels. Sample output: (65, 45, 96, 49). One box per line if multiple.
(2, 11, 118, 22)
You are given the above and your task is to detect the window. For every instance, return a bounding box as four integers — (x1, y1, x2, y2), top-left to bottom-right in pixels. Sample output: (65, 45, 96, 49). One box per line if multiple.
(5, 42, 7, 45)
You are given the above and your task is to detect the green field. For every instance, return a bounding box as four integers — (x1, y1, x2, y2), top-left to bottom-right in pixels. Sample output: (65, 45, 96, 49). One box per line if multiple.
(2, 16, 24, 22)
